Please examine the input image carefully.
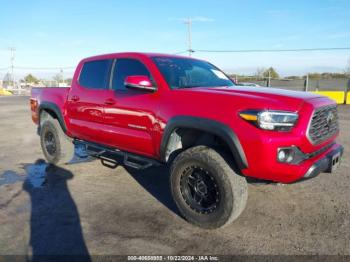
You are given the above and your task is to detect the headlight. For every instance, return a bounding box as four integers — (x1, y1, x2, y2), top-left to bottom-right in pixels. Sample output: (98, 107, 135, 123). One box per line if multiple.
(239, 110, 298, 131)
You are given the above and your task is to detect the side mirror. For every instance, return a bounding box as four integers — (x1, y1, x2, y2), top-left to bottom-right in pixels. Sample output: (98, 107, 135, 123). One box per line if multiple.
(124, 75, 156, 92)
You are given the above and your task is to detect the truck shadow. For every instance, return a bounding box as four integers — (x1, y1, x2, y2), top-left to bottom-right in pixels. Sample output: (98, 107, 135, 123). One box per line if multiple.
(124, 165, 181, 217)
(22, 159, 90, 261)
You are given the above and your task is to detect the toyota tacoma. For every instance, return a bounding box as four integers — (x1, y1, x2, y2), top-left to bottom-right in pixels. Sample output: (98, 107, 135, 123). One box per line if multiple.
(30, 52, 343, 229)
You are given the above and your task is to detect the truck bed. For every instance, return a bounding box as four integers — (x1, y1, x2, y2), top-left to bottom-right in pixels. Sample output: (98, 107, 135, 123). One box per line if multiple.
(30, 87, 70, 124)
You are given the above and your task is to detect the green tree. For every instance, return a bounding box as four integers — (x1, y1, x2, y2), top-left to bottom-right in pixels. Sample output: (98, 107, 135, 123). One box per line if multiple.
(24, 74, 39, 84)
(263, 67, 279, 79)
(308, 73, 321, 80)
(308, 72, 347, 79)
(285, 75, 302, 80)
(64, 78, 73, 85)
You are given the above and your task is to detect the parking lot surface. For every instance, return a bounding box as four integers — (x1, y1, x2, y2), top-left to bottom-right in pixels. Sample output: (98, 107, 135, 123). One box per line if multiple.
(0, 96, 349, 255)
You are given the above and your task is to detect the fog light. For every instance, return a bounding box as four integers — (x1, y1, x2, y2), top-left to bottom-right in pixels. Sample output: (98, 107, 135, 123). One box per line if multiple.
(278, 150, 287, 162)
(277, 147, 306, 165)
(286, 152, 294, 163)
(278, 149, 294, 163)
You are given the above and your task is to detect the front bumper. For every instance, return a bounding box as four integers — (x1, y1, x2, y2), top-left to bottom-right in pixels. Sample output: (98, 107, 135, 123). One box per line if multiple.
(302, 145, 344, 179)
(242, 142, 344, 183)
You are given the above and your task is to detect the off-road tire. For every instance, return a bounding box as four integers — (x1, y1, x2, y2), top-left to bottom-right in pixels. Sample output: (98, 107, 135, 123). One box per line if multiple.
(40, 117, 74, 165)
(170, 145, 248, 229)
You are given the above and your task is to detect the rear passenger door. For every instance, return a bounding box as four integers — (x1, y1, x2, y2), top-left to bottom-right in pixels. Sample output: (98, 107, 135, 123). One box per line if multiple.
(66, 59, 113, 143)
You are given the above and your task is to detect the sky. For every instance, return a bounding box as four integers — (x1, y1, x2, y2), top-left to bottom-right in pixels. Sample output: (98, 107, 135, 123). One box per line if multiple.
(0, 0, 350, 79)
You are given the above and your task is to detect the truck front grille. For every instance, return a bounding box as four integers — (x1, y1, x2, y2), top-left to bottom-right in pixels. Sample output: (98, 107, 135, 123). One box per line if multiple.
(307, 104, 339, 145)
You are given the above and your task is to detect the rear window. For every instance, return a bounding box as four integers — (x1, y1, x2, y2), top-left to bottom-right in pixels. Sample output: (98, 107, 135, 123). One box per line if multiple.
(79, 59, 112, 89)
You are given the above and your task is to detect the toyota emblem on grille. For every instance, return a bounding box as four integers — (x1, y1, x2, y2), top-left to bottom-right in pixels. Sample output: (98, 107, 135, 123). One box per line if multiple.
(326, 111, 335, 129)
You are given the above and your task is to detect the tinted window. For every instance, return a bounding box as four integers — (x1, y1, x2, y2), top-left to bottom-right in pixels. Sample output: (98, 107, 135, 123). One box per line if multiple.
(112, 59, 151, 90)
(79, 59, 112, 89)
(152, 57, 234, 89)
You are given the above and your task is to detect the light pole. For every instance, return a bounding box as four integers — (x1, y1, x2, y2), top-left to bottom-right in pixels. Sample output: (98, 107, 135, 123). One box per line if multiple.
(184, 18, 193, 56)
(60, 69, 64, 85)
(9, 47, 16, 88)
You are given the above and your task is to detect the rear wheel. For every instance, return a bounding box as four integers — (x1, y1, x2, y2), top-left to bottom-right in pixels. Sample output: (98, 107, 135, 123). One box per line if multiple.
(170, 146, 248, 229)
(40, 116, 74, 165)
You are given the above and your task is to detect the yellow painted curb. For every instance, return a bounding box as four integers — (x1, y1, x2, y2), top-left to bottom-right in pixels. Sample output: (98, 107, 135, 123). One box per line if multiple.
(0, 88, 13, 96)
(346, 92, 350, 105)
(311, 91, 345, 104)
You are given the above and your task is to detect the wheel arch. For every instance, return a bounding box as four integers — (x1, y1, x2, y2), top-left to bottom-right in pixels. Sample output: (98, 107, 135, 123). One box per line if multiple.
(38, 102, 67, 134)
(160, 116, 248, 170)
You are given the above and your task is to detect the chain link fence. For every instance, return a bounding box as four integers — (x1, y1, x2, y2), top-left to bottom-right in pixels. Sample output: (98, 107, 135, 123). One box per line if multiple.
(232, 76, 350, 92)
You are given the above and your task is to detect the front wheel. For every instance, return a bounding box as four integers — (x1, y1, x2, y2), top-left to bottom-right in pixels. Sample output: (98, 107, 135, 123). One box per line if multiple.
(170, 146, 248, 229)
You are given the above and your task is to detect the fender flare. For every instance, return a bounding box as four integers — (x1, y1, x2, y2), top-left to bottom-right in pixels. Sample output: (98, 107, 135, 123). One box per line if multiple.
(160, 116, 248, 170)
(38, 101, 67, 133)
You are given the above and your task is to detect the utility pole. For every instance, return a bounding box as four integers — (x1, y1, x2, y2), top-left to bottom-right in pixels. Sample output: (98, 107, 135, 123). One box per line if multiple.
(304, 74, 309, 92)
(60, 68, 64, 85)
(184, 18, 193, 56)
(267, 70, 271, 87)
(9, 47, 16, 88)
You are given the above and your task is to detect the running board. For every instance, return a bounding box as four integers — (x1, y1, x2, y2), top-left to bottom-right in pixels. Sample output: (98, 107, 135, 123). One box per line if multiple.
(73, 139, 160, 170)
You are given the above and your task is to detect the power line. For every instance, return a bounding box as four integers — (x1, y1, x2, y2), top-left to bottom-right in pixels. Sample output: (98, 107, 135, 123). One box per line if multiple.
(195, 47, 350, 53)
(172, 50, 188, 55)
(1, 47, 348, 72)
(172, 47, 350, 55)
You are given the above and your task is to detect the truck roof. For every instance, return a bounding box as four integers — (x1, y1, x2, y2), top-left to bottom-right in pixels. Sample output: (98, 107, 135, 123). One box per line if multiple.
(81, 52, 197, 62)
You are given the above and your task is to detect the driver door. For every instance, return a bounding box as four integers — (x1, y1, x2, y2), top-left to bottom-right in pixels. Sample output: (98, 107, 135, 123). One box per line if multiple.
(101, 58, 158, 157)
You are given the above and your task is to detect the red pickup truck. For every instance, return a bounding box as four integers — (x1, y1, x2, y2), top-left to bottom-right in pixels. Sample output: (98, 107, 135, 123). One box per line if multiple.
(30, 52, 343, 228)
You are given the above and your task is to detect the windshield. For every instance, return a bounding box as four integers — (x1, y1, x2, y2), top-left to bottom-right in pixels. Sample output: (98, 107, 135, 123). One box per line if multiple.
(152, 57, 235, 89)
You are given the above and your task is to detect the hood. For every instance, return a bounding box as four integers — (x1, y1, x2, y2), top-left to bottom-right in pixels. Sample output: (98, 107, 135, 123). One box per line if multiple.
(217, 86, 323, 100)
(176, 86, 328, 111)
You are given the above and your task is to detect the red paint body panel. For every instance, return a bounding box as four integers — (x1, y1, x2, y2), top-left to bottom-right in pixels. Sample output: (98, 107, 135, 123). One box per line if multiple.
(30, 52, 341, 183)
(30, 87, 69, 125)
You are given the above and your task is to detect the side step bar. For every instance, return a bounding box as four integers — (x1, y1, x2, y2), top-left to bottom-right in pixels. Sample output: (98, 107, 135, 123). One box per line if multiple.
(74, 139, 160, 170)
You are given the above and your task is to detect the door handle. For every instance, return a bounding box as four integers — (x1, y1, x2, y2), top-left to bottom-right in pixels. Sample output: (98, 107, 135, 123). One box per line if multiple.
(104, 98, 116, 105)
(71, 95, 80, 102)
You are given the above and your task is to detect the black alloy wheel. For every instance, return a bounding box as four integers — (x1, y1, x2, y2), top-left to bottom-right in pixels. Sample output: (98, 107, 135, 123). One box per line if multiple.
(170, 146, 248, 229)
(180, 165, 220, 214)
(44, 130, 57, 156)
